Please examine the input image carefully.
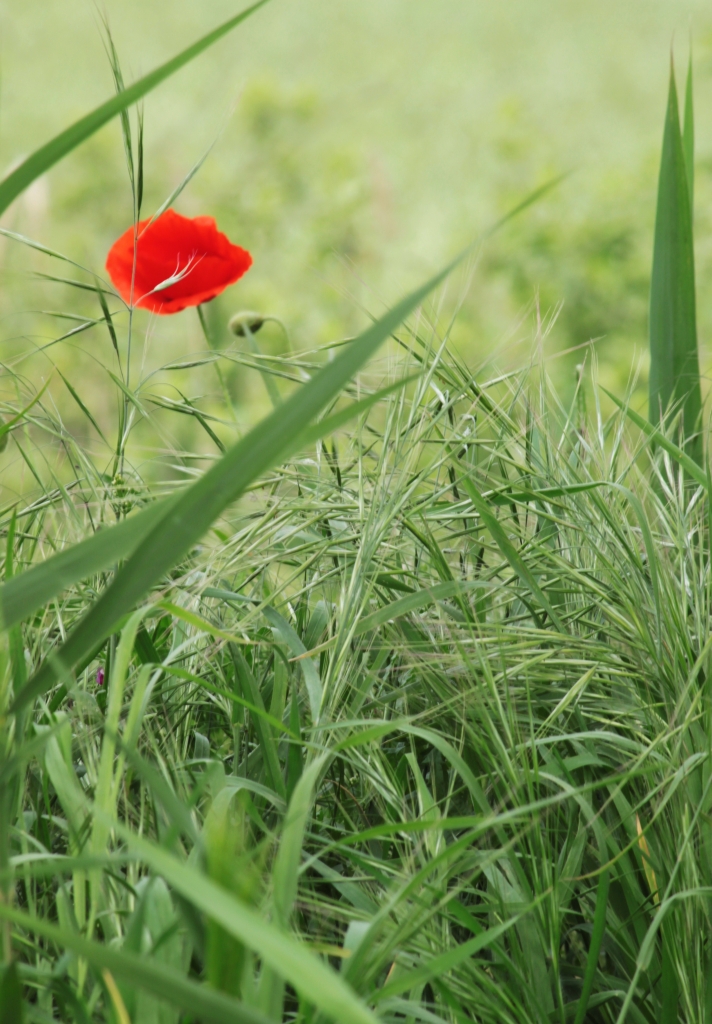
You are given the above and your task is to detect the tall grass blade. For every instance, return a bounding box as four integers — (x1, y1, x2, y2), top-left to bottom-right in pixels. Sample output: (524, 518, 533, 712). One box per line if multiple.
(572, 869, 609, 1024)
(648, 64, 702, 463)
(458, 472, 564, 631)
(0, 962, 23, 1024)
(683, 56, 694, 214)
(603, 387, 708, 490)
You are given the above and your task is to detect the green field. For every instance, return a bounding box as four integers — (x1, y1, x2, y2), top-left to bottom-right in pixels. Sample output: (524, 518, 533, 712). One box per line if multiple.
(3, 0, 712, 416)
(4, 3, 712, 1022)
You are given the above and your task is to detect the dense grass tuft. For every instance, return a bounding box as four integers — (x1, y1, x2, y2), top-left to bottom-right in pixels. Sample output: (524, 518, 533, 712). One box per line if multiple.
(3, 315, 712, 1021)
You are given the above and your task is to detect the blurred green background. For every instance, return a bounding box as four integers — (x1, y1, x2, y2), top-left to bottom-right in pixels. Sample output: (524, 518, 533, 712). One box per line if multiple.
(2, 0, 712, 455)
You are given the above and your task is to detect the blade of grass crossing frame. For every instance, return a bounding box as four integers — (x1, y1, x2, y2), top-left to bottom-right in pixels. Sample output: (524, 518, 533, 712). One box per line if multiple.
(259, 754, 328, 1017)
(0, 497, 175, 632)
(0, 962, 23, 1024)
(113, 819, 380, 1024)
(9, 178, 566, 712)
(661, 932, 679, 1024)
(0, 1, 270, 217)
(648, 64, 701, 463)
(0, 376, 418, 633)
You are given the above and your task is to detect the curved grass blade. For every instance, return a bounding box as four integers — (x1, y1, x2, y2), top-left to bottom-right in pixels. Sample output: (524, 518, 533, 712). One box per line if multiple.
(683, 56, 694, 215)
(458, 472, 564, 632)
(0, 377, 52, 447)
(0, 0, 270, 217)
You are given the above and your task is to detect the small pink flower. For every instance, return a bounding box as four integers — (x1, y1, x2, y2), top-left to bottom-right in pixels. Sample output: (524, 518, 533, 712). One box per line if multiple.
(96, 668, 105, 687)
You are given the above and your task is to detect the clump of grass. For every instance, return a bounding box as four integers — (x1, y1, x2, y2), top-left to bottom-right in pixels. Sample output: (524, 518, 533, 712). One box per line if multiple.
(1, 12, 712, 1024)
(3, 305, 712, 1022)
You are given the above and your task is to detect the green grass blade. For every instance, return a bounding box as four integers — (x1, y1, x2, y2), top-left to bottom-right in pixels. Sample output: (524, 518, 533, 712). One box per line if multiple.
(0, 902, 271, 1024)
(572, 869, 609, 1024)
(272, 755, 327, 927)
(458, 472, 564, 632)
(683, 56, 694, 214)
(0, 377, 415, 633)
(0, 962, 24, 1024)
(661, 932, 679, 1024)
(263, 606, 322, 723)
(648, 64, 701, 462)
(375, 915, 524, 1001)
(0, 497, 175, 632)
(354, 580, 490, 637)
(603, 387, 708, 490)
(300, 374, 421, 447)
(0, 1, 270, 217)
(230, 645, 286, 799)
(0, 377, 52, 447)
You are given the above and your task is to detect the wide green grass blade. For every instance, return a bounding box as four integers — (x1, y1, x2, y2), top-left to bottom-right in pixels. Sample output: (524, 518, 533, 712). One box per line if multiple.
(683, 57, 694, 214)
(272, 755, 328, 926)
(0, 962, 24, 1024)
(648, 64, 701, 462)
(572, 869, 609, 1024)
(0, 497, 175, 632)
(0, 377, 415, 632)
(0, 903, 271, 1024)
(0, 0, 270, 217)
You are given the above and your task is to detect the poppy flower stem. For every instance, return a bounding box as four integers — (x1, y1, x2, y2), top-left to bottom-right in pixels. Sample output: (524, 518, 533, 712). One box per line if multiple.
(196, 304, 237, 424)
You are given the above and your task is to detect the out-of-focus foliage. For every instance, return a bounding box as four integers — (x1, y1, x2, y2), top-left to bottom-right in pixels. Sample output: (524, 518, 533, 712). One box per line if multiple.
(1, 0, 712, 457)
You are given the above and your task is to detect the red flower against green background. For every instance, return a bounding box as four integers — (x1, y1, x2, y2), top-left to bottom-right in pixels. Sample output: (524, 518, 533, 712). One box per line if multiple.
(106, 208, 252, 315)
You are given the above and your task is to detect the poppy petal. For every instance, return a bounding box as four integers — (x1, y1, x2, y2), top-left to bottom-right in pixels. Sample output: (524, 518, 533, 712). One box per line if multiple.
(106, 208, 252, 315)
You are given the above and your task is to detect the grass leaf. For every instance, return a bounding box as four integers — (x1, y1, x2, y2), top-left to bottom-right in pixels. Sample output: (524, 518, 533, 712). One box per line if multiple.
(648, 64, 701, 462)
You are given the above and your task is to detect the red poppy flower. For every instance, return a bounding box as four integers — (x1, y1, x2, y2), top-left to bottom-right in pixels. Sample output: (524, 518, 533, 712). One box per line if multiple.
(105, 208, 252, 315)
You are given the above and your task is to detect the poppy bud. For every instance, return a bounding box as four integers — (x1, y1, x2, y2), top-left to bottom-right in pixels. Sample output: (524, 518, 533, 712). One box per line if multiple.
(229, 311, 265, 337)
